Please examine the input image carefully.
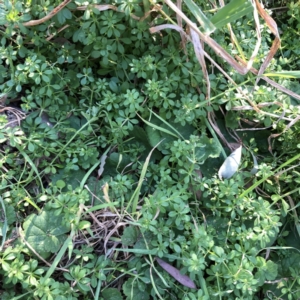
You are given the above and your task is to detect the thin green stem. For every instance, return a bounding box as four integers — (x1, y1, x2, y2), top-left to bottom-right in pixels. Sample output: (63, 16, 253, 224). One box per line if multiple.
(240, 152, 300, 198)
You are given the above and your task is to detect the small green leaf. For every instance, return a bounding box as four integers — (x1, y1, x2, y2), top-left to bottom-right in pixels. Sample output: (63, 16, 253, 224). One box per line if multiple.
(84, 9, 91, 20)
(28, 142, 35, 152)
(109, 80, 118, 92)
(62, 8, 72, 19)
(16, 84, 22, 92)
(91, 51, 101, 58)
(57, 10, 66, 24)
(281, 199, 289, 217)
(214, 246, 224, 257)
(56, 180, 66, 189)
(39, 195, 48, 201)
(42, 75, 50, 82)
(35, 117, 42, 125)
(78, 220, 91, 230)
(34, 76, 41, 84)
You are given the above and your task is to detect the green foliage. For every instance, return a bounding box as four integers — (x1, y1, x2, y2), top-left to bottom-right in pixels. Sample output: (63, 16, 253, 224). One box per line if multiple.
(23, 210, 70, 256)
(0, 0, 299, 299)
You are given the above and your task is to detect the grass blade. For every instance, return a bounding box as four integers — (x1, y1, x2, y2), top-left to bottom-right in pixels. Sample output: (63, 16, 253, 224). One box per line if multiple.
(84, 202, 119, 213)
(80, 146, 112, 189)
(147, 109, 185, 140)
(44, 204, 84, 279)
(263, 71, 300, 78)
(184, 0, 216, 34)
(16, 145, 45, 194)
(239, 152, 300, 198)
(115, 248, 158, 255)
(127, 140, 163, 213)
(0, 196, 7, 251)
(138, 113, 179, 139)
(210, 0, 253, 29)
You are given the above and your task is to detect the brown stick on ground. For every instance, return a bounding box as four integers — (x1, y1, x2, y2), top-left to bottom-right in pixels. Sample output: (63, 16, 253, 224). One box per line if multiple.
(22, 0, 72, 27)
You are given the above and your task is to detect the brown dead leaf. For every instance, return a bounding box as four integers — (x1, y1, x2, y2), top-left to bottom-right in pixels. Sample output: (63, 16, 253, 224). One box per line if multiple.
(254, 0, 281, 85)
(77, 4, 119, 11)
(176, 0, 188, 54)
(236, 56, 300, 102)
(190, 26, 210, 98)
(156, 257, 197, 289)
(163, 0, 248, 74)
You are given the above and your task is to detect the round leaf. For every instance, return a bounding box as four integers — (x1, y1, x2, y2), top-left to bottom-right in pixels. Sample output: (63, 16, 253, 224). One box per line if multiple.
(23, 211, 70, 254)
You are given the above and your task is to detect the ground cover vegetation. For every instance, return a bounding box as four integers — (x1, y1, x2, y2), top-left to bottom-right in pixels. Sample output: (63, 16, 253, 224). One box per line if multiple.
(0, 0, 300, 299)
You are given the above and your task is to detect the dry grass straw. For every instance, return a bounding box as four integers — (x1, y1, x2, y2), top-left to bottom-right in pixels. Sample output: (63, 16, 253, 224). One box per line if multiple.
(149, 0, 300, 151)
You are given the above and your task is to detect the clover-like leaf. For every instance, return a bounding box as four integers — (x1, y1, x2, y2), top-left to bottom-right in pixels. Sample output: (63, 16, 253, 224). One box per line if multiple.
(23, 210, 70, 254)
(255, 257, 278, 285)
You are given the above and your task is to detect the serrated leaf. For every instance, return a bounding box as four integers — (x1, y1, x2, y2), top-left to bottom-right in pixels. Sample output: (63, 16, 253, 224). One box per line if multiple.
(255, 257, 278, 285)
(129, 126, 150, 145)
(121, 226, 139, 246)
(23, 210, 70, 254)
(101, 288, 123, 300)
(133, 231, 155, 257)
(264, 260, 278, 280)
(218, 146, 242, 180)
